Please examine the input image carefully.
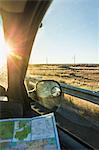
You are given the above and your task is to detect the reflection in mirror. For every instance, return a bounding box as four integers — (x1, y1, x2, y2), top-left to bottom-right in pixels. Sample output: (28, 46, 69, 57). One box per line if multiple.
(36, 80, 62, 109)
(36, 80, 61, 98)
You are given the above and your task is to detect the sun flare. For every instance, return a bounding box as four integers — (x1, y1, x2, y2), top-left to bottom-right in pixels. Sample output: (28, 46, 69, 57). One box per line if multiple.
(0, 26, 12, 68)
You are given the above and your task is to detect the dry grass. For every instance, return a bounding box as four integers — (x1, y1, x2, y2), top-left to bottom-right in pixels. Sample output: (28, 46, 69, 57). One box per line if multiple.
(26, 64, 99, 91)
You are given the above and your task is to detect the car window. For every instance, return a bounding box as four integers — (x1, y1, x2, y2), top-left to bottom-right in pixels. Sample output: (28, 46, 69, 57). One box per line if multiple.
(26, 0, 99, 127)
(26, 0, 99, 92)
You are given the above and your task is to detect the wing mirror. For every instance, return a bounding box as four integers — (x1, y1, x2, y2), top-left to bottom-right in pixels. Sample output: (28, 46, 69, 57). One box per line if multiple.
(36, 80, 62, 109)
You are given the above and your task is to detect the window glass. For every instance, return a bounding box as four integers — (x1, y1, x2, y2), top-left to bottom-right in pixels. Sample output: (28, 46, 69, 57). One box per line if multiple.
(26, 0, 99, 127)
(26, 0, 99, 92)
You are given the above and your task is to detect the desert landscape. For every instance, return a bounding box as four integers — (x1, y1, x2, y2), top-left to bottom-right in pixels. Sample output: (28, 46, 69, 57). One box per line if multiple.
(26, 64, 99, 92)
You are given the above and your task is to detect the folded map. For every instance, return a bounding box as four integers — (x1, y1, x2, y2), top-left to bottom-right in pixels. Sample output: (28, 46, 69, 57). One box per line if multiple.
(0, 113, 60, 150)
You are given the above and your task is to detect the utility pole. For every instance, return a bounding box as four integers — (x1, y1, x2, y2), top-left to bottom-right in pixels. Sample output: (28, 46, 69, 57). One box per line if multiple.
(73, 55, 76, 64)
(46, 56, 48, 64)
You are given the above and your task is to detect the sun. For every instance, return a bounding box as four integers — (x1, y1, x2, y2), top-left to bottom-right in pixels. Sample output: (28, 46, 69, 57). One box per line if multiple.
(0, 25, 12, 68)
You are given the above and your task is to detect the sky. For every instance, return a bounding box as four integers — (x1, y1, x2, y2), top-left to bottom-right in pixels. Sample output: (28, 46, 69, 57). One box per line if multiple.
(0, 0, 99, 64)
(29, 0, 99, 64)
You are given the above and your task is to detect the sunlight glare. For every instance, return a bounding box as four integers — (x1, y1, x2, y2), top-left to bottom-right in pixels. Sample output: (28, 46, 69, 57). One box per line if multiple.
(0, 25, 12, 68)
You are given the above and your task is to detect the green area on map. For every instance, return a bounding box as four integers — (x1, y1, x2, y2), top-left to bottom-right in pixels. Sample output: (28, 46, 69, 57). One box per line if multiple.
(0, 121, 14, 140)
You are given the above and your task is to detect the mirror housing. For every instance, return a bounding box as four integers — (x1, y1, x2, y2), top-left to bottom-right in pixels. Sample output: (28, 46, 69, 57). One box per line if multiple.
(36, 80, 62, 109)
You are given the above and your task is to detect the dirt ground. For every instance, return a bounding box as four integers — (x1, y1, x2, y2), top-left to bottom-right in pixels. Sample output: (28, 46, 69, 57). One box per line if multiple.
(26, 64, 99, 92)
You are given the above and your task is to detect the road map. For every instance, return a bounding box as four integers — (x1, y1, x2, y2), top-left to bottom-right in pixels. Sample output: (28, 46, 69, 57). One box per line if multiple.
(0, 113, 60, 150)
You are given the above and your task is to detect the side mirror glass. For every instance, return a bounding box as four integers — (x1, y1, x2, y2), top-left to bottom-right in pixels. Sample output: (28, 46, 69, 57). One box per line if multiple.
(36, 80, 62, 109)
